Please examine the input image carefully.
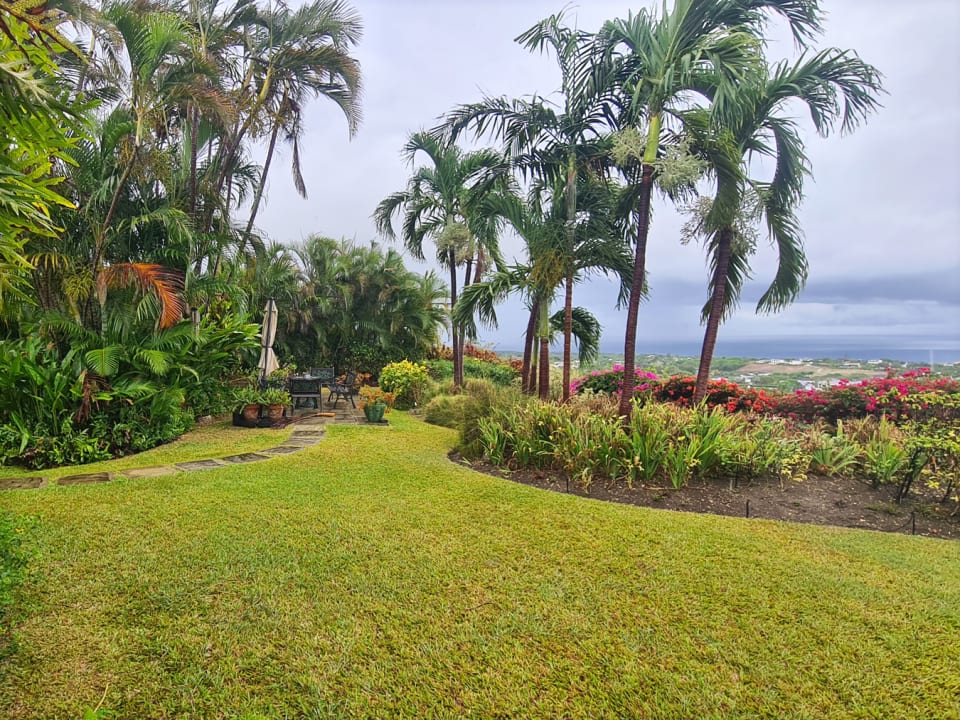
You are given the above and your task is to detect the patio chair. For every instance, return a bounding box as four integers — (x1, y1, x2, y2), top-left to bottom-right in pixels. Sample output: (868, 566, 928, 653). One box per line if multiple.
(310, 367, 336, 385)
(328, 371, 358, 409)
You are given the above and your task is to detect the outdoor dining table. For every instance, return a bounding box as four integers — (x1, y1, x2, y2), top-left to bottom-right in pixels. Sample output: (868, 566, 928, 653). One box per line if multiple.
(288, 369, 334, 410)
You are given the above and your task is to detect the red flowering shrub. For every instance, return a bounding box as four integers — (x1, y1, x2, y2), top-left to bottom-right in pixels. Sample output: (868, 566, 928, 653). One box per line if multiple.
(571, 368, 772, 414)
(768, 368, 959, 424)
(646, 376, 774, 413)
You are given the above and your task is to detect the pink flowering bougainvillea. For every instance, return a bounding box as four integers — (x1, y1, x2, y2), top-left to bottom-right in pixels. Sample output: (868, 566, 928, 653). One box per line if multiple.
(769, 368, 959, 424)
(571, 368, 773, 414)
(571, 366, 958, 421)
(571, 365, 660, 396)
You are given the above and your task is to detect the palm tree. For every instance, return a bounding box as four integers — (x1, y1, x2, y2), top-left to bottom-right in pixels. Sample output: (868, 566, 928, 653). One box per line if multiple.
(0, 6, 80, 307)
(593, 0, 826, 420)
(374, 132, 507, 388)
(243, 0, 363, 236)
(688, 49, 883, 403)
(32, 107, 191, 333)
(441, 11, 615, 400)
(455, 181, 629, 399)
(288, 236, 446, 372)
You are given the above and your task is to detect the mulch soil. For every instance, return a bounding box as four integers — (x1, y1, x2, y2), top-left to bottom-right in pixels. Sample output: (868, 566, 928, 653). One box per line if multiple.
(453, 452, 960, 540)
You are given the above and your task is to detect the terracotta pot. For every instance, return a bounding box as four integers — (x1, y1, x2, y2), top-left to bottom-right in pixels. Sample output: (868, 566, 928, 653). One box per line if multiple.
(241, 403, 260, 422)
(266, 403, 284, 420)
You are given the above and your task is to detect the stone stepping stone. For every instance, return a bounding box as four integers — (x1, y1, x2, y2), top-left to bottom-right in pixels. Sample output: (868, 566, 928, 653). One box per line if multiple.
(261, 446, 303, 455)
(0, 476, 46, 491)
(221, 452, 271, 464)
(290, 430, 324, 437)
(121, 466, 180, 479)
(281, 437, 321, 446)
(175, 459, 227, 472)
(58, 472, 114, 486)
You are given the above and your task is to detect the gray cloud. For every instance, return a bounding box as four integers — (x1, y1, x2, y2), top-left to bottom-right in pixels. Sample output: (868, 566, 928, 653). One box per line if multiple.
(253, 0, 960, 357)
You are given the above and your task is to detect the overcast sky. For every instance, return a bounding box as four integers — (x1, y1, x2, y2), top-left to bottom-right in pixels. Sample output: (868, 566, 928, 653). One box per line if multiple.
(251, 0, 960, 357)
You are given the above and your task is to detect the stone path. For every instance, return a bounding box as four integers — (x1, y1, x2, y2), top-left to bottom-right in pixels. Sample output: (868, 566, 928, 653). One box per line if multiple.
(0, 406, 373, 491)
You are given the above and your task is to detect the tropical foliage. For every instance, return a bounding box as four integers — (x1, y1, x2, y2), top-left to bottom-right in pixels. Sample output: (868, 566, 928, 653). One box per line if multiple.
(277, 237, 446, 374)
(466, 364, 958, 507)
(369, 1, 884, 419)
(0, 0, 449, 469)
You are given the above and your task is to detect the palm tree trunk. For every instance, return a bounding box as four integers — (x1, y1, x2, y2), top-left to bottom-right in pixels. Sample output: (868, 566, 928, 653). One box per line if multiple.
(529, 342, 539, 396)
(562, 271, 573, 401)
(538, 301, 550, 401)
(521, 301, 537, 394)
(694, 227, 733, 404)
(563, 152, 577, 402)
(449, 249, 462, 388)
(188, 104, 199, 222)
(618, 163, 655, 421)
(562, 152, 576, 402)
(538, 337, 550, 401)
(473, 248, 485, 285)
(458, 258, 473, 373)
(245, 113, 283, 237)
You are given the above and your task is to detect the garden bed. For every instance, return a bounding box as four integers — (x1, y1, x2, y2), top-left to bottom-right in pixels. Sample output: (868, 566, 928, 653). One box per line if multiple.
(456, 452, 960, 539)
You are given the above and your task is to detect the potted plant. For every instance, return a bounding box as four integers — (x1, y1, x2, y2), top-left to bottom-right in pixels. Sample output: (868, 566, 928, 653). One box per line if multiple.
(261, 388, 291, 421)
(359, 386, 394, 423)
(268, 364, 297, 385)
(235, 388, 263, 423)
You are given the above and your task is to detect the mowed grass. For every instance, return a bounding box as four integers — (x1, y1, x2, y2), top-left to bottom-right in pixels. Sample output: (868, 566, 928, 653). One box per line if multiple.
(0, 419, 289, 481)
(0, 414, 958, 719)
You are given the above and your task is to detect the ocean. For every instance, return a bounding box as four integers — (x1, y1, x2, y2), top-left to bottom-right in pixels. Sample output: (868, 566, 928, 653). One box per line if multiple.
(494, 334, 960, 364)
(610, 338, 960, 364)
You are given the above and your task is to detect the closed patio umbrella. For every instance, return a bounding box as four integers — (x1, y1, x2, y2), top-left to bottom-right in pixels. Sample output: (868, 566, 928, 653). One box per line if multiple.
(257, 298, 280, 385)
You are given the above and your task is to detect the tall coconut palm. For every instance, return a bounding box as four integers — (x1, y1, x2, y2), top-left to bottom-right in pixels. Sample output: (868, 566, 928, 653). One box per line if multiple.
(373, 132, 507, 388)
(688, 49, 883, 403)
(442, 11, 616, 399)
(593, 0, 825, 420)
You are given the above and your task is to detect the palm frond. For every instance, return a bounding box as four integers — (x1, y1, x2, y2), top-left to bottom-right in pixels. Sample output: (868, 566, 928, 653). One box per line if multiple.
(100, 262, 186, 329)
(549, 305, 601, 366)
(84, 344, 121, 377)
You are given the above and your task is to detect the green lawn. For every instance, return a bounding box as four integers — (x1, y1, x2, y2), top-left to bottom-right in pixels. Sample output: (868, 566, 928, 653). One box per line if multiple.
(0, 419, 290, 481)
(1, 414, 958, 718)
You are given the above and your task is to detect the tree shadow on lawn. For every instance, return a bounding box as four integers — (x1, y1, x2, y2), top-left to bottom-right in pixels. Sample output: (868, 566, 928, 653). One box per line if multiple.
(452, 452, 960, 540)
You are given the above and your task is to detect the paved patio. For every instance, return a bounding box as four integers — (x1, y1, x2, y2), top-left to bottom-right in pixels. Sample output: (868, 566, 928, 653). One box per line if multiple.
(286, 388, 364, 425)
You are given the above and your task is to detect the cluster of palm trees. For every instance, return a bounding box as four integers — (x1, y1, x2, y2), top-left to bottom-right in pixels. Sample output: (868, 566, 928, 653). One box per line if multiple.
(1, 0, 456, 462)
(2, 0, 369, 345)
(244, 236, 447, 372)
(378, 1, 883, 417)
